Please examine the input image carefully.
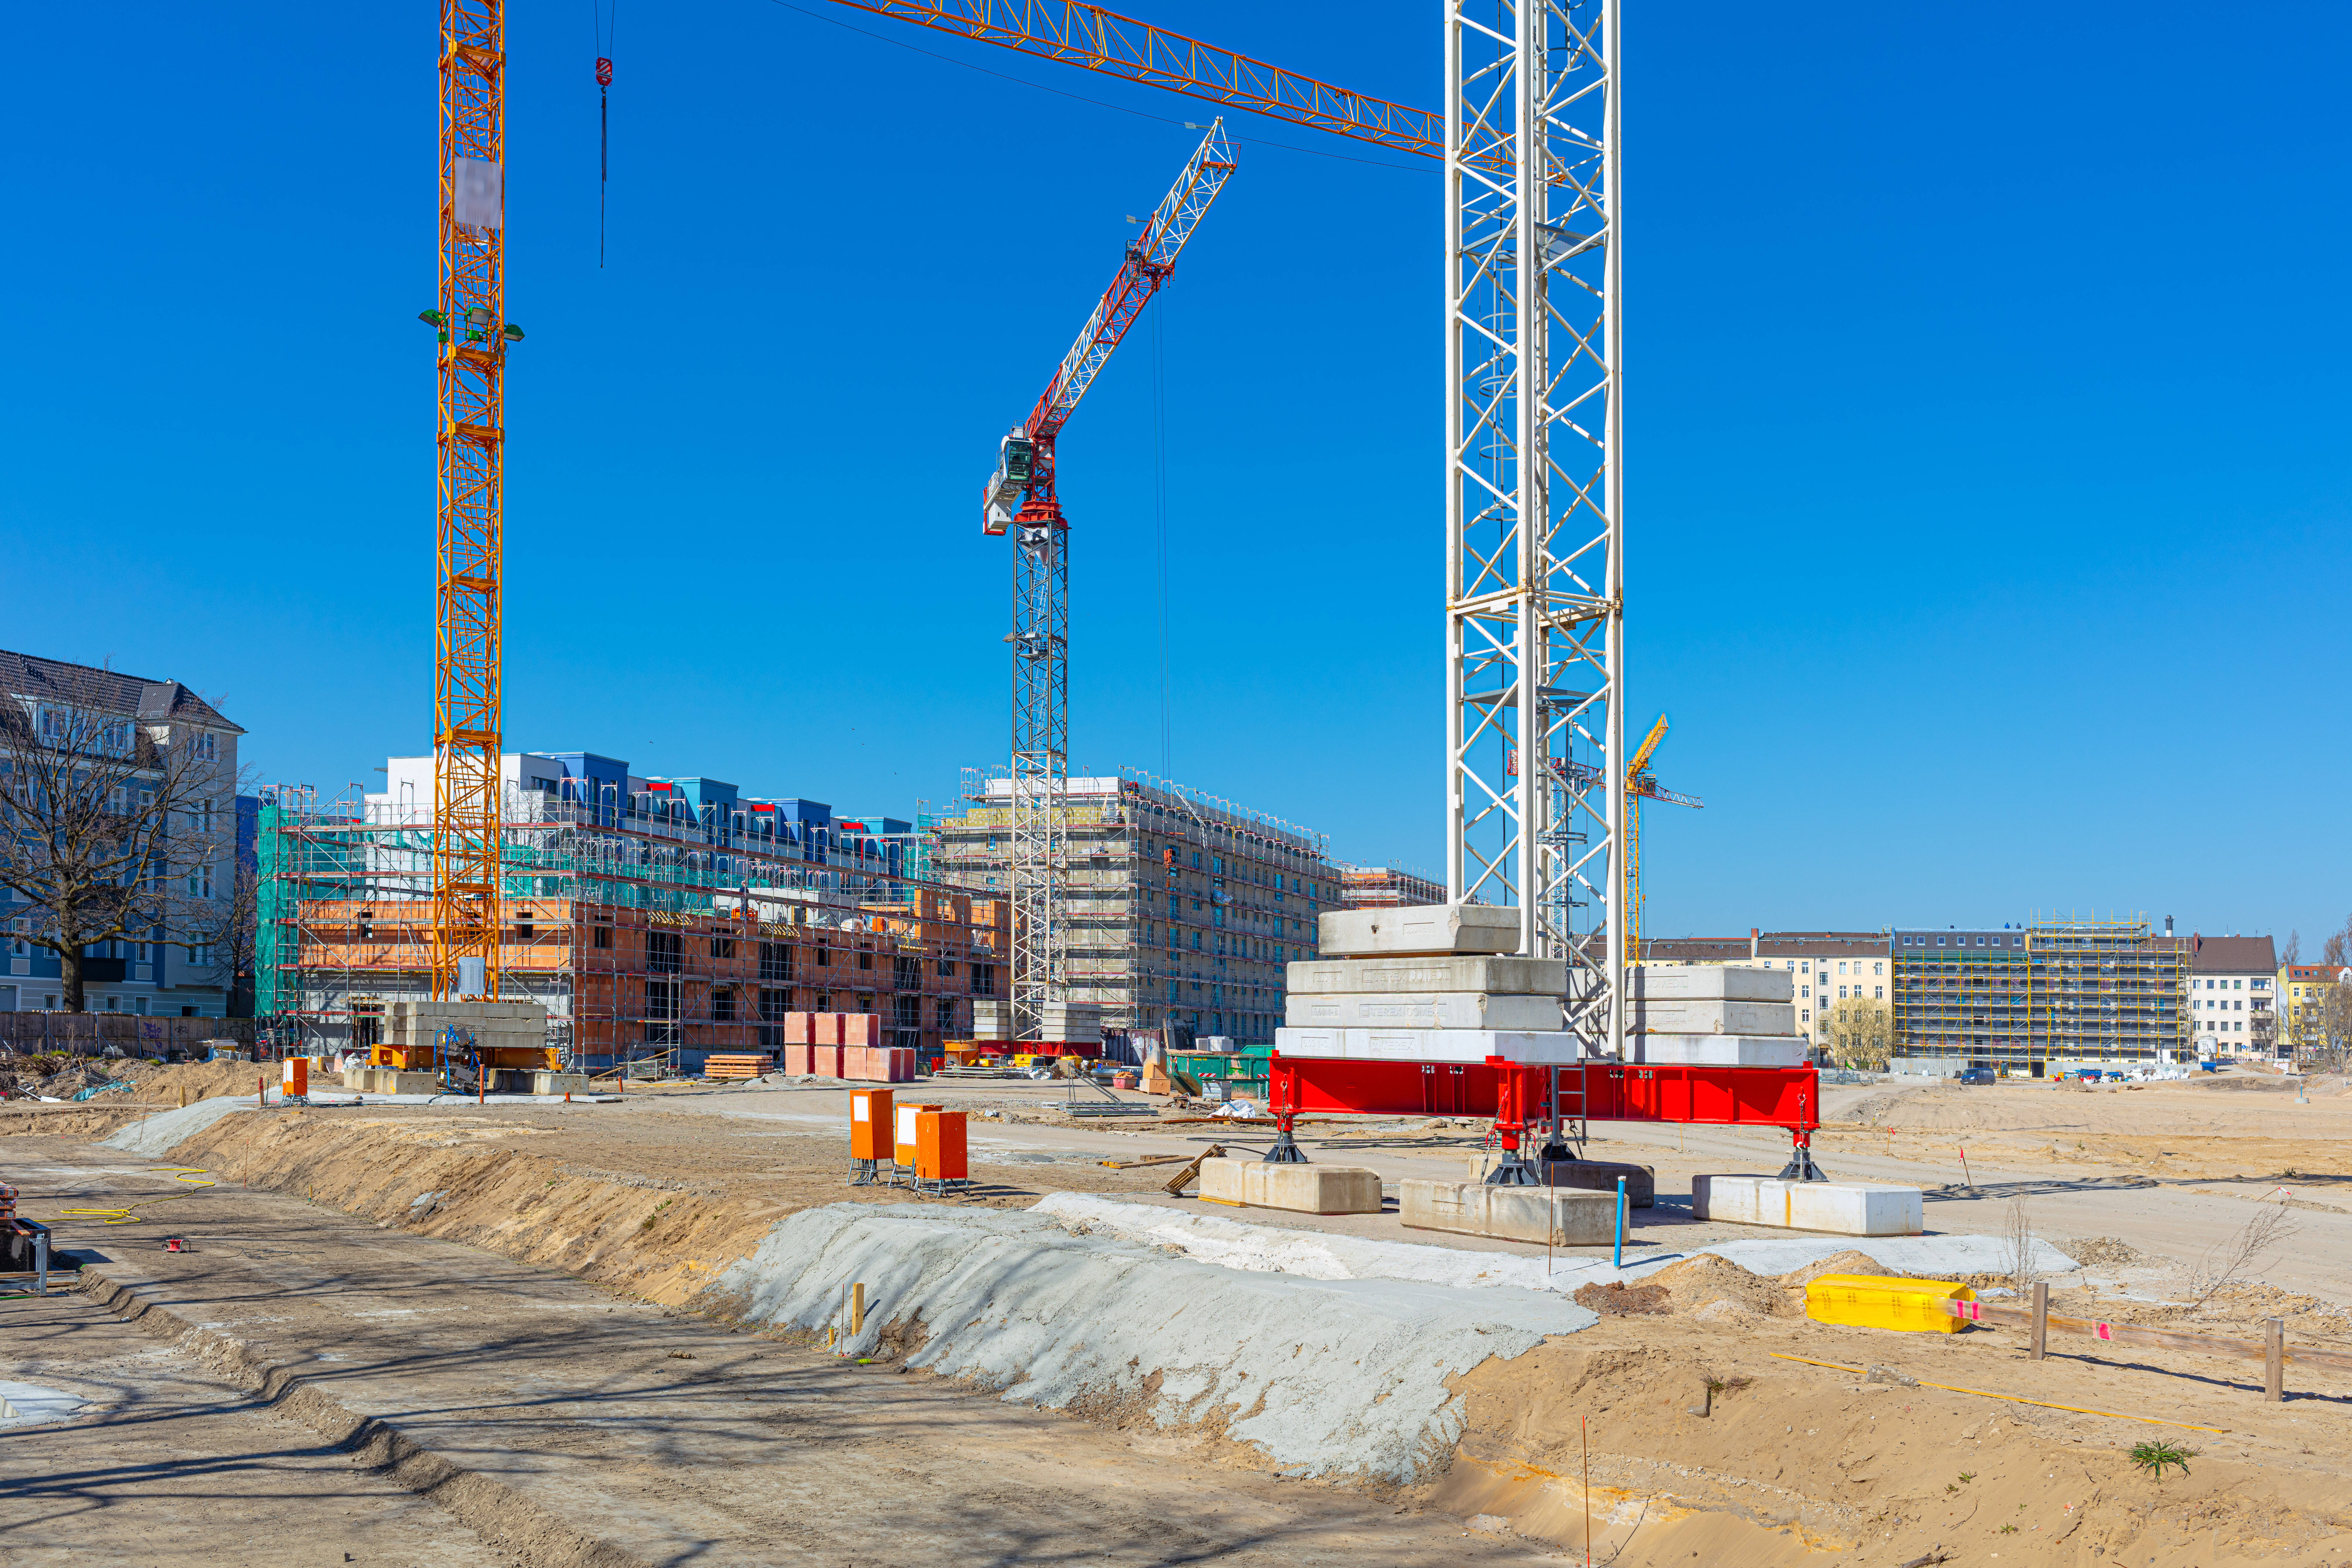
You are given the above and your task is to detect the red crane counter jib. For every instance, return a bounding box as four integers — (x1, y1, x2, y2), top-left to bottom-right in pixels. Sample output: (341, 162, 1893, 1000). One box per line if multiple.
(1268, 1056, 1824, 1160)
(983, 120, 1234, 535)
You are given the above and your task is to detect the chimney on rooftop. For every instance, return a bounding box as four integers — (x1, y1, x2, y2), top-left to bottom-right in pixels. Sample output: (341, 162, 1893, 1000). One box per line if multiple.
(2165, 914, 2174, 937)
(1749, 927, 1760, 960)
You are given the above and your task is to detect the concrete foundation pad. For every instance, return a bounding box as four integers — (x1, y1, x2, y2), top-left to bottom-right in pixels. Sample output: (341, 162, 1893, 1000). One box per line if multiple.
(1198, 1157, 1384, 1215)
(1400, 1180, 1615, 1246)
(1469, 1156, 1653, 1208)
(1315, 903, 1520, 958)
(1692, 1175, 1923, 1236)
(531, 1072, 591, 1095)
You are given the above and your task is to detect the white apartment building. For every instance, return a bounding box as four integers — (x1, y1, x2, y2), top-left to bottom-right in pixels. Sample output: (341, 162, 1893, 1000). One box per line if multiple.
(2186, 935, 2276, 1058)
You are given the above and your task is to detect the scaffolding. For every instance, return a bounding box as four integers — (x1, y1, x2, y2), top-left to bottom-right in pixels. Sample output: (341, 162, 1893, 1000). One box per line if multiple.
(255, 783, 1008, 1070)
(927, 767, 1338, 1046)
(1890, 917, 2188, 1072)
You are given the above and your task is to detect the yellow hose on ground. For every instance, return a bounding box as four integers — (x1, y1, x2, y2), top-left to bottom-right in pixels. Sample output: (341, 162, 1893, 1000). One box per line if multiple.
(58, 1167, 218, 1225)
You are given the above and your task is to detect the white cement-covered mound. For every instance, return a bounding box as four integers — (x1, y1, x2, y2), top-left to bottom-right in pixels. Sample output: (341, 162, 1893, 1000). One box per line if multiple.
(1033, 1195, 2081, 1291)
(98, 1094, 255, 1156)
(702, 1202, 1596, 1482)
(1036, 1191, 1572, 1290)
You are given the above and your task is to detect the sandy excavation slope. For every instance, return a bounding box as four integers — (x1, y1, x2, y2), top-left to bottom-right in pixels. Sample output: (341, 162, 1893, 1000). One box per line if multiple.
(15, 1088, 2352, 1566)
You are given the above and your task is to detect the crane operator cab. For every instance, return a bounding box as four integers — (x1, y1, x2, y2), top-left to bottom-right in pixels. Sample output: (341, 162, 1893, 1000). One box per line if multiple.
(982, 429, 1035, 535)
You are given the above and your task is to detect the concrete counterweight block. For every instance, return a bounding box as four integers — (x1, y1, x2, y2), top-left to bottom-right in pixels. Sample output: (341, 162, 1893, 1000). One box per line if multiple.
(1470, 1156, 1655, 1208)
(1692, 1175, 1923, 1237)
(532, 1071, 589, 1095)
(1401, 1180, 1616, 1246)
(1197, 1157, 1383, 1216)
(1315, 902, 1521, 958)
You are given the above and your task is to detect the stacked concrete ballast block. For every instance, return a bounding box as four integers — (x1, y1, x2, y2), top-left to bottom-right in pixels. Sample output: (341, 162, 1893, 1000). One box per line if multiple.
(1624, 965, 1809, 1067)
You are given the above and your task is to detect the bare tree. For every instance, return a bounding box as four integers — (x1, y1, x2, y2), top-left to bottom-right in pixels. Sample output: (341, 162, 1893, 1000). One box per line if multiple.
(208, 859, 261, 1014)
(2282, 930, 2303, 969)
(0, 692, 238, 1011)
(2324, 917, 2352, 970)
(2318, 982, 2352, 1074)
(2185, 1202, 2297, 1307)
(2004, 1195, 2038, 1293)
(1821, 996, 1893, 1071)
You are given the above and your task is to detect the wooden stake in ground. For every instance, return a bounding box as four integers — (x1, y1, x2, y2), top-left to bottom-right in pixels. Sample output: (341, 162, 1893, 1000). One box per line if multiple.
(1581, 1414, 1591, 1568)
(2266, 1317, 2285, 1402)
(852, 1282, 865, 1337)
(2030, 1281, 2048, 1361)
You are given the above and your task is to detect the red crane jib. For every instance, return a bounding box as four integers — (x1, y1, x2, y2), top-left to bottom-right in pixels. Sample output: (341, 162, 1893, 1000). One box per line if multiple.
(1026, 254, 1173, 445)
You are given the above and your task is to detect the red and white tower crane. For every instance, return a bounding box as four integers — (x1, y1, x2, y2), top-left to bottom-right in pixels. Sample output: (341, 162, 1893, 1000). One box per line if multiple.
(979, 120, 1234, 1042)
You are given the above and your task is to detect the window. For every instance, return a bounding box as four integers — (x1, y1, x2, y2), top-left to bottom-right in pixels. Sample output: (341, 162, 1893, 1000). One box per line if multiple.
(1874, 986, 1884, 1000)
(648, 930, 682, 974)
(936, 957, 956, 977)
(189, 730, 218, 761)
(816, 943, 831, 968)
(935, 998, 956, 1033)
(760, 942, 791, 981)
(971, 963, 996, 997)
(760, 987, 788, 1022)
(1873, 961, 1883, 975)
(711, 933, 736, 959)
(594, 925, 612, 948)
(856, 949, 872, 970)
(713, 988, 737, 1022)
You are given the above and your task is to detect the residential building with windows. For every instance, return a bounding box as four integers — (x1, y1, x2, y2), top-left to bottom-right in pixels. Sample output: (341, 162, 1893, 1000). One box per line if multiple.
(259, 750, 1002, 1070)
(1890, 919, 2188, 1075)
(1638, 929, 1890, 1053)
(2185, 935, 2277, 1058)
(2279, 963, 2350, 1064)
(0, 649, 244, 1018)
(927, 771, 1341, 1046)
(1339, 865, 1446, 909)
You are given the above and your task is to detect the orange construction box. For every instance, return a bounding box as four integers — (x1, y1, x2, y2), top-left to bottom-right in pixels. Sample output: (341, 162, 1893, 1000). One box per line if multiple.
(281, 1058, 309, 1097)
(849, 1088, 894, 1161)
(916, 1110, 967, 1181)
(894, 1102, 941, 1169)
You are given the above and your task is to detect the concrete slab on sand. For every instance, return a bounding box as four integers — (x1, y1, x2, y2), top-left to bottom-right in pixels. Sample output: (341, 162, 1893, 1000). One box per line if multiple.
(15, 1143, 1555, 1566)
(1401, 1179, 1615, 1245)
(1198, 1155, 1383, 1214)
(1694, 1174, 1924, 1235)
(706, 1201, 1597, 1481)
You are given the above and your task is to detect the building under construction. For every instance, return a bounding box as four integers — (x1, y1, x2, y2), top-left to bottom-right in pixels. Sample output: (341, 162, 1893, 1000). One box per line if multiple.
(256, 751, 1006, 1071)
(1338, 865, 1447, 909)
(926, 770, 1341, 1045)
(1889, 918, 2190, 1074)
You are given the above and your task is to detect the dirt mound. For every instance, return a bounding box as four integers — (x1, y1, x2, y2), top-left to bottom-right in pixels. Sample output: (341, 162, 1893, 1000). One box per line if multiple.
(134, 1058, 283, 1102)
(2059, 1234, 2149, 1269)
(1777, 1247, 1891, 1286)
(1573, 1279, 1670, 1316)
(1644, 1252, 1794, 1317)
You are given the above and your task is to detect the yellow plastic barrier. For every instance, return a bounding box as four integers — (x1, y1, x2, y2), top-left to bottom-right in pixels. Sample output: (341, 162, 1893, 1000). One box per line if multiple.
(1804, 1273, 1975, 1334)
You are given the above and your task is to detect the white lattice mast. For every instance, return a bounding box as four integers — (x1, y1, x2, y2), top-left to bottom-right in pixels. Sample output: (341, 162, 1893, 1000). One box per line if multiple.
(1444, 0, 1623, 1060)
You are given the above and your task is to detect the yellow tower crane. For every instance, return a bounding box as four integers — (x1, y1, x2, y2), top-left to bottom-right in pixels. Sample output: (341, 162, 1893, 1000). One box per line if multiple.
(1624, 715, 1703, 966)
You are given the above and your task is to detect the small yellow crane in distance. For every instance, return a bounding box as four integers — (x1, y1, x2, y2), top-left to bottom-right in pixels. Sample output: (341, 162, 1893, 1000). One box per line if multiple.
(1625, 714, 1703, 966)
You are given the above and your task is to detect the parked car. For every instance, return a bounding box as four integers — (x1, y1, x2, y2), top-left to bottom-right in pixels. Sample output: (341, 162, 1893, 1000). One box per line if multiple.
(1956, 1065, 1997, 1085)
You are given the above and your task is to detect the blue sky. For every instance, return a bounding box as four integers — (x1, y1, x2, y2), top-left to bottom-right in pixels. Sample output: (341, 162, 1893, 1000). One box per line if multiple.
(6, 2, 2346, 946)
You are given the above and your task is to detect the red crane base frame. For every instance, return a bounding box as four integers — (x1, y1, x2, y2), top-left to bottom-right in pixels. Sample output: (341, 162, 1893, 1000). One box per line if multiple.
(1267, 1054, 1821, 1163)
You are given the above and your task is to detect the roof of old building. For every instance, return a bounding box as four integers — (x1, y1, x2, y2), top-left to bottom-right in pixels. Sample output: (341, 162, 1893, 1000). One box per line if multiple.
(2188, 934, 2278, 974)
(0, 648, 243, 734)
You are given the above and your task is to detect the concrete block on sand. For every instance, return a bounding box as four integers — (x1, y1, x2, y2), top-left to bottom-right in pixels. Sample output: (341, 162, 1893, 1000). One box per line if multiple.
(1197, 1157, 1383, 1215)
(699, 1202, 1597, 1483)
(1628, 966, 1794, 1003)
(1627, 999, 1796, 1035)
(1692, 1175, 1923, 1237)
(1401, 1180, 1614, 1246)
(1286, 991, 1563, 1030)
(1464, 1156, 1655, 1208)
(1316, 902, 1519, 958)
(1286, 955, 1567, 996)
(1622, 1035, 1809, 1068)
(390, 1071, 442, 1095)
(532, 1071, 589, 1095)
